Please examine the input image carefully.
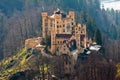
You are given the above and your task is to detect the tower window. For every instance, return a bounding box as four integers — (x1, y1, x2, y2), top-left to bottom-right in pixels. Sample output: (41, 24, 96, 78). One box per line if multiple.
(57, 25, 59, 28)
(71, 22, 74, 25)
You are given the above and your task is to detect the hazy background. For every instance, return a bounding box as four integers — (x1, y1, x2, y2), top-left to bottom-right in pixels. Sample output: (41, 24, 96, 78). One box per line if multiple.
(101, 0, 120, 10)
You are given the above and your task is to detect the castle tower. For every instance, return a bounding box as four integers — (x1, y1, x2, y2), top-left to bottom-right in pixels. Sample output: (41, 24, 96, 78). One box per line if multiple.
(54, 11, 62, 34)
(74, 24, 87, 48)
(75, 24, 80, 49)
(41, 12, 48, 38)
(51, 26, 56, 53)
(76, 34, 81, 49)
(81, 24, 87, 48)
(69, 11, 75, 25)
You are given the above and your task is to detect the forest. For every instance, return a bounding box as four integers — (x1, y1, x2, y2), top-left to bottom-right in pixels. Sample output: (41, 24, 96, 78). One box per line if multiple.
(0, 0, 120, 79)
(0, 0, 119, 61)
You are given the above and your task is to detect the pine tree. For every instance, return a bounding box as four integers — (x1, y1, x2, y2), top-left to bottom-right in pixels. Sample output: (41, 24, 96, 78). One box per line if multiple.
(94, 29, 102, 45)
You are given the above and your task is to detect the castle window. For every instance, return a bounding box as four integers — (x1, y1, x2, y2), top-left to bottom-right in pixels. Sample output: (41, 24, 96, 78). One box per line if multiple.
(57, 25, 59, 28)
(58, 41, 59, 44)
(71, 22, 74, 25)
(63, 29, 65, 32)
(66, 61, 68, 65)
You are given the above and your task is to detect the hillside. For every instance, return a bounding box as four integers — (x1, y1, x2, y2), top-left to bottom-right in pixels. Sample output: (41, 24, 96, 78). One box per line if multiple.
(0, 0, 120, 67)
(0, 0, 120, 80)
(0, 48, 118, 80)
(0, 48, 28, 79)
(0, 48, 52, 80)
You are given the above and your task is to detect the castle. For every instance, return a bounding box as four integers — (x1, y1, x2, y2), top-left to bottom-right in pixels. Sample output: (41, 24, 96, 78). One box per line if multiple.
(24, 9, 93, 75)
(41, 9, 92, 54)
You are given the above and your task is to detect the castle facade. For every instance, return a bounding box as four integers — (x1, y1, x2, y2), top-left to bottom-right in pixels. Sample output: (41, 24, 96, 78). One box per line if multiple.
(41, 9, 92, 53)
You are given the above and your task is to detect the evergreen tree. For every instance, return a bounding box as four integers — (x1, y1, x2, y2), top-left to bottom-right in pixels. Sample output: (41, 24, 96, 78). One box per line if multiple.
(94, 29, 102, 45)
(86, 16, 97, 38)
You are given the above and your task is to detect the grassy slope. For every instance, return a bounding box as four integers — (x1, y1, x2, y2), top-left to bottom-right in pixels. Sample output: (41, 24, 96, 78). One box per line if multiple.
(0, 48, 32, 80)
(117, 63, 120, 78)
(0, 48, 49, 80)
